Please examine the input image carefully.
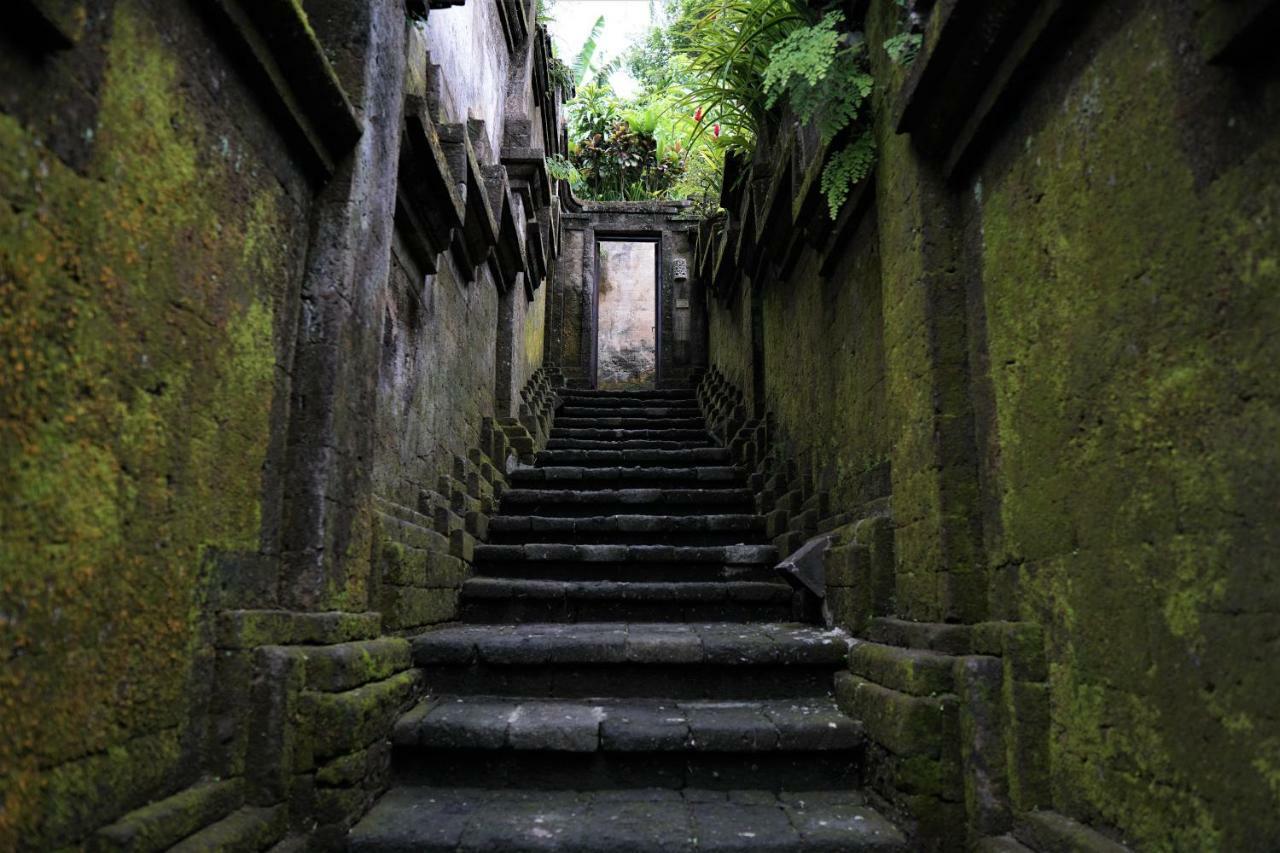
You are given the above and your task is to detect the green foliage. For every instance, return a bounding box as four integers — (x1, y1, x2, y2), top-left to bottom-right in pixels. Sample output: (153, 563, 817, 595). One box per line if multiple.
(564, 83, 686, 201)
(763, 12, 872, 144)
(820, 132, 875, 218)
(673, 0, 809, 149)
(883, 32, 922, 65)
(545, 154, 579, 184)
(571, 15, 608, 88)
(552, 0, 910, 214)
(548, 57, 573, 93)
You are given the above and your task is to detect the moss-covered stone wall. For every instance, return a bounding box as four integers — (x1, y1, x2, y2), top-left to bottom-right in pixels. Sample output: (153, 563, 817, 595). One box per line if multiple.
(0, 0, 312, 845)
(759, 215, 890, 516)
(1, 0, 568, 846)
(964, 2, 1280, 846)
(701, 0, 1280, 846)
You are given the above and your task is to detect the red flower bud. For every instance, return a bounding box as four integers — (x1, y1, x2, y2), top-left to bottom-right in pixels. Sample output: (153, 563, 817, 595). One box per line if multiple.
(713, 123, 721, 138)
(694, 107, 704, 122)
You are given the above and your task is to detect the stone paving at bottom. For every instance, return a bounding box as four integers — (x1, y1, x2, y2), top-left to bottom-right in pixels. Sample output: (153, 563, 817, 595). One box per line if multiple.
(349, 787, 905, 852)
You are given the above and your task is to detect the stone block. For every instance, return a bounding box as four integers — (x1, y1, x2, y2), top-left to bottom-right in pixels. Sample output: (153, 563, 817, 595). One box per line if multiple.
(507, 702, 606, 751)
(92, 780, 245, 853)
(835, 672, 956, 759)
(848, 640, 957, 697)
(167, 806, 286, 853)
(300, 670, 422, 762)
(302, 638, 411, 693)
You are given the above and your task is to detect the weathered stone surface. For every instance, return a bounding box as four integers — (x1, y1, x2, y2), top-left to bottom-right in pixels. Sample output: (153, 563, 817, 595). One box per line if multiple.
(93, 780, 245, 853)
(413, 622, 850, 668)
(349, 788, 907, 851)
(300, 670, 422, 761)
(167, 806, 286, 853)
(301, 638, 411, 693)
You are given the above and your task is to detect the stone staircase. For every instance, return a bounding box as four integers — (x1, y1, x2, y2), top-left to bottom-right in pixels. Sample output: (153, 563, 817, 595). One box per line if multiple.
(348, 387, 906, 851)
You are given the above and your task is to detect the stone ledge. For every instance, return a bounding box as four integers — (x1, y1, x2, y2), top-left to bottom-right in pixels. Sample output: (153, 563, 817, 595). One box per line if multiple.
(93, 779, 245, 852)
(834, 672, 957, 759)
(1015, 810, 1132, 852)
(167, 805, 286, 853)
(216, 610, 382, 650)
(412, 622, 850, 668)
(848, 640, 957, 698)
(392, 696, 861, 754)
(300, 638, 411, 693)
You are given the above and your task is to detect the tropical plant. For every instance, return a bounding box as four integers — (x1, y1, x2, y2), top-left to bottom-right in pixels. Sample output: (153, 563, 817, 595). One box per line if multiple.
(565, 83, 686, 201)
(570, 16, 609, 88)
(672, 0, 810, 151)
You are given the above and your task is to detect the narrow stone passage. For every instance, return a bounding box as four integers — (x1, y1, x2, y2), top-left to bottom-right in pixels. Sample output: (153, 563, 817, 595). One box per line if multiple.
(348, 387, 906, 851)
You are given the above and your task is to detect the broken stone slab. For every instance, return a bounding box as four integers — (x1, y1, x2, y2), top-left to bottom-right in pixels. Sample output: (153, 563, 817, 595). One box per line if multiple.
(775, 533, 833, 600)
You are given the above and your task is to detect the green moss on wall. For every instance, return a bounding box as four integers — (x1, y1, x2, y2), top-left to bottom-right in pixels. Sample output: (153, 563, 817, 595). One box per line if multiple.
(759, 219, 890, 512)
(976, 6, 1280, 847)
(0, 1, 307, 845)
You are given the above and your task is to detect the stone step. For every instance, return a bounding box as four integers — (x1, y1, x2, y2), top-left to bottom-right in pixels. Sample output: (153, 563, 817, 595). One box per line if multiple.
(555, 417, 707, 430)
(488, 513, 766, 546)
(563, 388, 698, 400)
(551, 427, 712, 442)
(500, 488, 755, 517)
(473, 562, 778, 583)
(509, 466, 739, 489)
(475, 543, 776, 565)
(560, 393, 699, 406)
(537, 447, 732, 466)
(559, 406, 704, 419)
(473, 543, 778, 582)
(546, 438, 714, 450)
(349, 787, 907, 852)
(459, 578, 794, 623)
(410, 623, 850, 698)
(395, 695, 860, 753)
(388, 695, 862, 789)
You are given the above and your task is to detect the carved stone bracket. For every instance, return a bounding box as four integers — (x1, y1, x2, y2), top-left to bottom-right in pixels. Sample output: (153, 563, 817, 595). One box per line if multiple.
(435, 123, 508, 285)
(1198, 0, 1280, 64)
(396, 96, 465, 274)
(13, 0, 84, 50)
(894, 0, 1081, 179)
(495, 0, 531, 56)
(483, 164, 529, 294)
(202, 0, 362, 182)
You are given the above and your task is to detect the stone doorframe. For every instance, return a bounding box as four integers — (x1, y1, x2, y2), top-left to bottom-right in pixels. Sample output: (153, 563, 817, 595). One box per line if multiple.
(551, 199, 706, 388)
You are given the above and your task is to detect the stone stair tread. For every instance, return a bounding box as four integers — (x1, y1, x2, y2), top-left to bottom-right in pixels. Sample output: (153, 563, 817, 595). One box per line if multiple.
(563, 389, 698, 399)
(393, 695, 862, 752)
(555, 414, 706, 425)
(475, 543, 777, 564)
(503, 488, 754, 504)
(412, 622, 850, 667)
(538, 448, 732, 464)
(490, 514, 763, 534)
(551, 428, 711, 441)
(559, 406, 704, 417)
(348, 787, 907, 852)
(462, 578, 792, 603)
(546, 439, 714, 450)
(509, 466, 738, 484)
